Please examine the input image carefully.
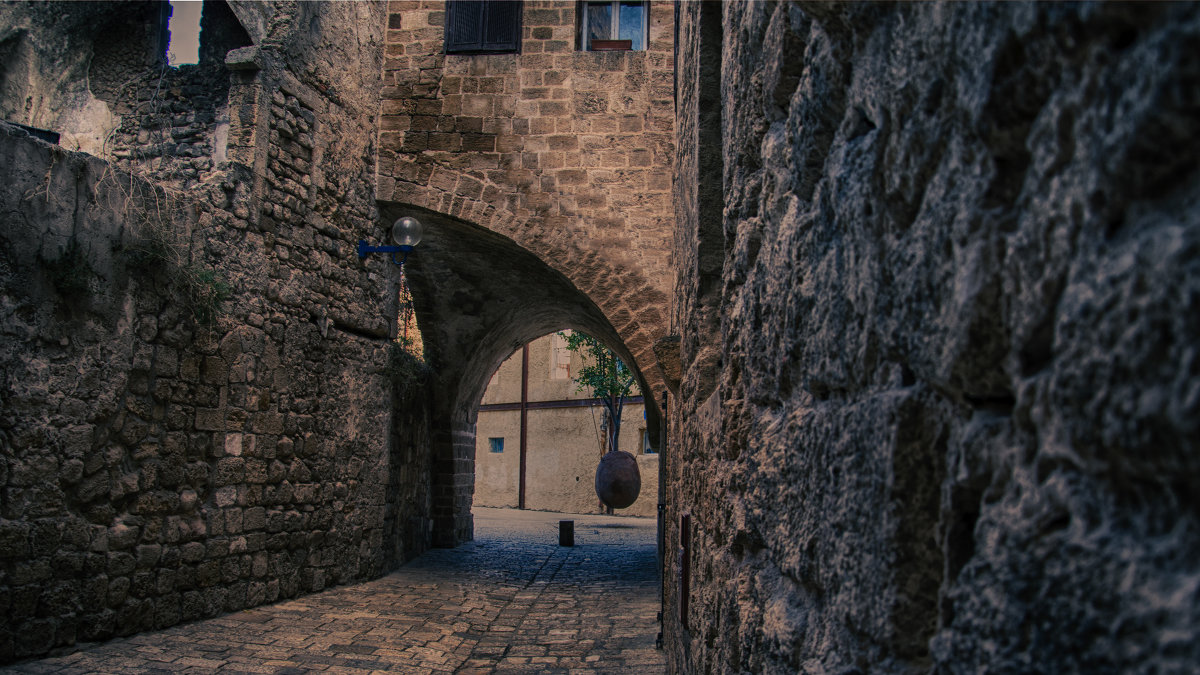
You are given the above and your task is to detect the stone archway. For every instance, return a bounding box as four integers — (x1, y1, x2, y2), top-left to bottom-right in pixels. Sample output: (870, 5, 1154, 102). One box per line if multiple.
(377, 201, 662, 547)
(377, 178, 670, 403)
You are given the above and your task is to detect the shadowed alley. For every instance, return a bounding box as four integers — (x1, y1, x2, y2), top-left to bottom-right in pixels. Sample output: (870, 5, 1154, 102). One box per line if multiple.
(3, 508, 664, 674)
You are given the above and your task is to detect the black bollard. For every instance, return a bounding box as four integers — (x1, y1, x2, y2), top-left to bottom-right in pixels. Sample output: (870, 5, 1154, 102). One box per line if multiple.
(559, 520, 574, 547)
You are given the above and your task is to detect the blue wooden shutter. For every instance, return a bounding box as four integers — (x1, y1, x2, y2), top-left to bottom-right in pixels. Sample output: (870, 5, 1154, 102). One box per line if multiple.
(445, 1, 522, 54)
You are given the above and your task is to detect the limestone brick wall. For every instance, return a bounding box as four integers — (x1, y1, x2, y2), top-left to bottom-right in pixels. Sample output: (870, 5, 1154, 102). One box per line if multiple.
(668, 2, 1200, 672)
(376, 0, 675, 397)
(0, 1, 436, 662)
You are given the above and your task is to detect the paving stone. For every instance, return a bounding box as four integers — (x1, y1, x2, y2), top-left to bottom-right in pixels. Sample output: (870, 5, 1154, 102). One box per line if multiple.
(1, 508, 664, 674)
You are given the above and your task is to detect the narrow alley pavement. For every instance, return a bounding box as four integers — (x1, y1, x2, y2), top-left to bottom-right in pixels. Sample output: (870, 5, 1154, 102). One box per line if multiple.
(3, 508, 665, 674)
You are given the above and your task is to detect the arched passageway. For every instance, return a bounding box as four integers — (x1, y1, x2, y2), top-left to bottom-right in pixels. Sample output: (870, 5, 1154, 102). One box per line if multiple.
(378, 202, 663, 548)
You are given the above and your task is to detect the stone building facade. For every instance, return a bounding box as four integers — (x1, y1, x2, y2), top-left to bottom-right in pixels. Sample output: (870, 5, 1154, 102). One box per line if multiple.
(474, 332, 658, 517)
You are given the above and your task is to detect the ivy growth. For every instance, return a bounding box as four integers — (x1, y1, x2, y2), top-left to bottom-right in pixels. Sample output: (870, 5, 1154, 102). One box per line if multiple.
(184, 265, 231, 326)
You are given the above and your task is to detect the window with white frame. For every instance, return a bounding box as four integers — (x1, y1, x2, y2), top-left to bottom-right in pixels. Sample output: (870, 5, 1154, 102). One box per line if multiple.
(579, 1, 648, 51)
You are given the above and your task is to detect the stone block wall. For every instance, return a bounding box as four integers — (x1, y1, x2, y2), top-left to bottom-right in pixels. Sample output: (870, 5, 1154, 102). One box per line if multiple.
(668, 2, 1200, 672)
(85, 1, 254, 189)
(100, 63, 235, 189)
(0, 0, 251, 174)
(377, 0, 675, 393)
(0, 1, 435, 662)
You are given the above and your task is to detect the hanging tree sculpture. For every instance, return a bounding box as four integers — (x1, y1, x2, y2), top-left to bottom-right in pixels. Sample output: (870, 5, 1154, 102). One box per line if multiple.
(559, 331, 642, 509)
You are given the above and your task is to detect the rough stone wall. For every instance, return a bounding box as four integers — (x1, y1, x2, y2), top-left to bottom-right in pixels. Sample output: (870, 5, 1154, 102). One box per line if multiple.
(0, 1, 253, 188)
(668, 2, 1200, 672)
(93, 1, 254, 189)
(377, 0, 675, 393)
(0, 0, 160, 155)
(0, 0, 249, 168)
(100, 64, 234, 189)
(382, 381, 434, 571)
(85, 2, 169, 105)
(0, 1, 435, 662)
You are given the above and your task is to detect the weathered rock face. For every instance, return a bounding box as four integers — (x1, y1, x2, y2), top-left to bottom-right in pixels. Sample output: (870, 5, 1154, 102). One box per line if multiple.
(95, 0, 252, 188)
(0, 1, 435, 662)
(0, 0, 249, 172)
(668, 2, 1200, 672)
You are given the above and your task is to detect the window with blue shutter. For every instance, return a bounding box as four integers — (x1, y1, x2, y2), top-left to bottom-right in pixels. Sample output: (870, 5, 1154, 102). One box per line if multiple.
(445, 1, 523, 54)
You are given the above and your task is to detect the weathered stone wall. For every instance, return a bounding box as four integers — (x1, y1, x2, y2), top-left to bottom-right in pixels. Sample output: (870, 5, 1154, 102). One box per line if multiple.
(0, 0, 155, 156)
(668, 2, 1200, 672)
(100, 63, 235, 189)
(0, 0, 435, 662)
(0, 0, 246, 169)
(93, 1, 253, 189)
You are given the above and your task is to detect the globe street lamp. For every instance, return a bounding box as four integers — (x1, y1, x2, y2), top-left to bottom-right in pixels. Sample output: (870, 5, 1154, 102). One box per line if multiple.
(358, 216, 423, 266)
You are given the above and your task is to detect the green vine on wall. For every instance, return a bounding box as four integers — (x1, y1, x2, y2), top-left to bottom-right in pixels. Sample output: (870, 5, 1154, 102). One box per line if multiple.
(183, 264, 231, 326)
(387, 269, 429, 396)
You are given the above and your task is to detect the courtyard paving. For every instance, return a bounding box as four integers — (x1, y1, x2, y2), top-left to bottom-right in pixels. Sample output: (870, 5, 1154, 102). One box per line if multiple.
(4, 508, 665, 674)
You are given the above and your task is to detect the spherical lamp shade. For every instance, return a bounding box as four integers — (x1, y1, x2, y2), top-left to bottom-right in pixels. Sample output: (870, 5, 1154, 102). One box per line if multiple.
(391, 216, 423, 249)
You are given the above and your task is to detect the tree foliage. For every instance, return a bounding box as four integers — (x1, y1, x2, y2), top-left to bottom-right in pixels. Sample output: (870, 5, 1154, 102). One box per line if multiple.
(558, 331, 638, 454)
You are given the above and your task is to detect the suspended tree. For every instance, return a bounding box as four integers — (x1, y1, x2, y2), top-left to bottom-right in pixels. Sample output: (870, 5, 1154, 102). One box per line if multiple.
(559, 331, 638, 455)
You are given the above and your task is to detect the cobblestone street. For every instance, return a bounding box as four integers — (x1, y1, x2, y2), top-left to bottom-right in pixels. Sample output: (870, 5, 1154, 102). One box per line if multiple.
(4, 508, 665, 674)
